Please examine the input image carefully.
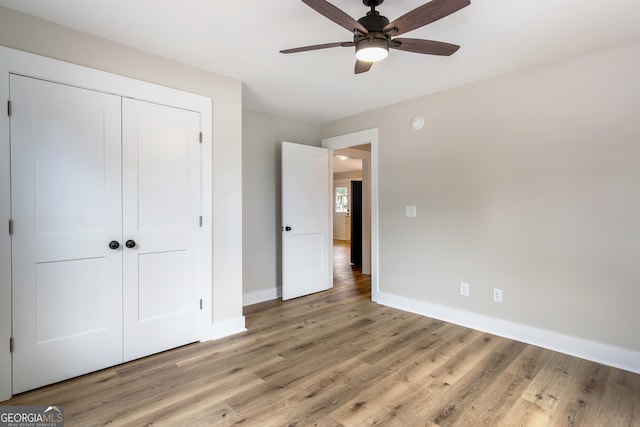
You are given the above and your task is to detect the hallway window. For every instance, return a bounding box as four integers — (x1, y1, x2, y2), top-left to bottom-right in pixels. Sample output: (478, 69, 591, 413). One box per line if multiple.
(335, 186, 348, 212)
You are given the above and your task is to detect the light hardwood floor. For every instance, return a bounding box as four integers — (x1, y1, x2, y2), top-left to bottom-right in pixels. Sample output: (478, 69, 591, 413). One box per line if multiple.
(4, 241, 640, 426)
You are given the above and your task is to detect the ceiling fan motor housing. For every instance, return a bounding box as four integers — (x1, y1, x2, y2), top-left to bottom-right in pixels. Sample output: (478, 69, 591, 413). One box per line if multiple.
(357, 10, 389, 33)
(362, 0, 384, 7)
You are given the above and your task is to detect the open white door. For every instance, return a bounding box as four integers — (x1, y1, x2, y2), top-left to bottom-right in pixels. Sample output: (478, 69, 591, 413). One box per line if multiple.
(281, 142, 332, 300)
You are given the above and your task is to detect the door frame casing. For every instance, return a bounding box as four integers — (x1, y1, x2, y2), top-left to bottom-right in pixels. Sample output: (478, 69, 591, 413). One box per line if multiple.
(322, 129, 379, 302)
(0, 46, 213, 401)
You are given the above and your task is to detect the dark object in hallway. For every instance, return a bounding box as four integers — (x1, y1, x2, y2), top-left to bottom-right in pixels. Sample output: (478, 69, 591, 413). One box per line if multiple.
(350, 180, 362, 267)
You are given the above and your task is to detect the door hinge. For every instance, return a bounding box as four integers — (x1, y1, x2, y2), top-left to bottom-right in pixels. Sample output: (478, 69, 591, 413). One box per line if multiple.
(199, 216, 203, 227)
(199, 299, 203, 310)
(199, 132, 203, 143)
(9, 337, 14, 353)
(7, 100, 11, 117)
(8, 219, 13, 235)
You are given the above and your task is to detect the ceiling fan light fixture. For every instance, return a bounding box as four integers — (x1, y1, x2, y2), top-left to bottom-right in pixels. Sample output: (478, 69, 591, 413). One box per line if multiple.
(280, 0, 471, 74)
(355, 37, 389, 62)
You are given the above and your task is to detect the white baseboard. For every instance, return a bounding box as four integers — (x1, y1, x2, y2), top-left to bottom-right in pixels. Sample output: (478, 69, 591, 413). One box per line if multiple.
(202, 316, 246, 341)
(243, 288, 280, 306)
(377, 291, 640, 374)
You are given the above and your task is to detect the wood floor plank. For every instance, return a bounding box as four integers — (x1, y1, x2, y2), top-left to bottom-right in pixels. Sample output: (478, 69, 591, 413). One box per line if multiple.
(506, 343, 555, 381)
(520, 350, 580, 418)
(410, 340, 528, 426)
(3, 241, 639, 426)
(271, 381, 359, 426)
(223, 382, 301, 425)
(497, 397, 556, 427)
(292, 357, 370, 393)
(594, 369, 640, 427)
(329, 379, 413, 426)
(549, 359, 611, 426)
(357, 316, 446, 365)
(451, 371, 529, 426)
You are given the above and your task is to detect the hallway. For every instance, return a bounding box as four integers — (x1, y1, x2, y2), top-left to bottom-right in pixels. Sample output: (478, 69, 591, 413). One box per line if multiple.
(332, 239, 371, 301)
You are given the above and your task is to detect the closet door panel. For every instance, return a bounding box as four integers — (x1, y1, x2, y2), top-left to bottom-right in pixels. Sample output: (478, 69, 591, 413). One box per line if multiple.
(122, 98, 201, 361)
(10, 75, 123, 393)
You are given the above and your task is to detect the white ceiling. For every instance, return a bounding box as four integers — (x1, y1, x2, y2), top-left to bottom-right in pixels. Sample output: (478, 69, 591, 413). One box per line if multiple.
(1, 0, 638, 124)
(333, 155, 363, 174)
(334, 146, 368, 173)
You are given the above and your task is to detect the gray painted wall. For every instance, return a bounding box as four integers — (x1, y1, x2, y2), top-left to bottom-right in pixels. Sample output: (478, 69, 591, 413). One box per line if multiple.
(242, 109, 319, 304)
(320, 41, 640, 359)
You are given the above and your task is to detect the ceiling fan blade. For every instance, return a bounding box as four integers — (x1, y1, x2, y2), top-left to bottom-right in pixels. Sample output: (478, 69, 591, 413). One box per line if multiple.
(302, 0, 368, 34)
(281, 41, 353, 54)
(384, 0, 470, 36)
(355, 60, 373, 74)
(391, 38, 460, 56)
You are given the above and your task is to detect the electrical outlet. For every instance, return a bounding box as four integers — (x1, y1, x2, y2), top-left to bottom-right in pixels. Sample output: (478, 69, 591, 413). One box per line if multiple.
(405, 205, 417, 217)
(493, 288, 503, 303)
(459, 282, 469, 297)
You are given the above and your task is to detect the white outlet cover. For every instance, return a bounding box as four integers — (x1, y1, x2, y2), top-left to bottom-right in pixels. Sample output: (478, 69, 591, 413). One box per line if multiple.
(405, 205, 417, 217)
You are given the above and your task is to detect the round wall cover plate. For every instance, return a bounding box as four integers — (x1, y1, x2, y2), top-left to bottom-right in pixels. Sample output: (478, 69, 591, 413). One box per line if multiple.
(411, 116, 424, 130)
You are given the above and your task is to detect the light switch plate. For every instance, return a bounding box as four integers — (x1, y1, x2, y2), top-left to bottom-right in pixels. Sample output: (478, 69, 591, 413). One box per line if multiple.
(405, 205, 417, 217)
(460, 282, 469, 297)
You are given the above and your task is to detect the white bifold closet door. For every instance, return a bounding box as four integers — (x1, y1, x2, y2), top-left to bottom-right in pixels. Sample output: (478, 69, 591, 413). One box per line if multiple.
(10, 75, 123, 393)
(121, 98, 201, 362)
(10, 75, 201, 394)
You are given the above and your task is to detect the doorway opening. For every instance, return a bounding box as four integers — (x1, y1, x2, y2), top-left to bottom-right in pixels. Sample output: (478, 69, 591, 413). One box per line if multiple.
(331, 149, 367, 295)
(323, 128, 378, 300)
